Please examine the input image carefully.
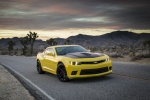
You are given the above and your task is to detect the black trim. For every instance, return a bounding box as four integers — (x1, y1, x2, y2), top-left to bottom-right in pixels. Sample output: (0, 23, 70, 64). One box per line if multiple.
(80, 67, 108, 75)
(64, 52, 104, 58)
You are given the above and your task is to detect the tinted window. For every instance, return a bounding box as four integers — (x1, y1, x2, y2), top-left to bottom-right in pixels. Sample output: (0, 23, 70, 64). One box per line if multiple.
(56, 46, 87, 55)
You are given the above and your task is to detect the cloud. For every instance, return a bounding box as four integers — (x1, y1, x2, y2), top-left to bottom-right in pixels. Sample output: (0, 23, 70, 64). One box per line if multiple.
(0, 0, 150, 31)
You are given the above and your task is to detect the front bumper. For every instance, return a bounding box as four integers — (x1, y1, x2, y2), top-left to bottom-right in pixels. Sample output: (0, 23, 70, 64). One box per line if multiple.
(66, 60, 112, 78)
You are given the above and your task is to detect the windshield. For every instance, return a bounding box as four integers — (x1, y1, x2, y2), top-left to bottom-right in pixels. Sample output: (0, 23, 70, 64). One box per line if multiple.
(56, 46, 87, 55)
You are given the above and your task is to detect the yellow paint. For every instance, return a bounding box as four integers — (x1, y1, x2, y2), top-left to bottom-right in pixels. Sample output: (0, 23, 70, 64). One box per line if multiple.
(37, 45, 112, 79)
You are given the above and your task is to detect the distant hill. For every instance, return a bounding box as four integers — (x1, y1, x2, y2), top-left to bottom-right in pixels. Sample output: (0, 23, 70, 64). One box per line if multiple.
(56, 31, 150, 47)
(0, 31, 150, 49)
(0, 37, 48, 49)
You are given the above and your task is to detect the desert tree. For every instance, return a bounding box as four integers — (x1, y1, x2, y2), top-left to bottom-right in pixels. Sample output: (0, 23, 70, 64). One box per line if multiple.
(27, 31, 38, 55)
(64, 38, 70, 45)
(20, 36, 29, 55)
(46, 38, 57, 46)
(8, 41, 15, 55)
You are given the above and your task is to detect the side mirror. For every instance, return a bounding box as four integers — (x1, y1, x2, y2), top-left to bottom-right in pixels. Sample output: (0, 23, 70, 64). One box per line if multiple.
(47, 52, 55, 56)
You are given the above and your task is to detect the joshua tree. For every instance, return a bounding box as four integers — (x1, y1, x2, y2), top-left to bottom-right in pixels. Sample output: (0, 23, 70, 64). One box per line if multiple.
(46, 38, 57, 46)
(20, 36, 29, 55)
(8, 41, 15, 55)
(64, 38, 70, 45)
(27, 31, 38, 55)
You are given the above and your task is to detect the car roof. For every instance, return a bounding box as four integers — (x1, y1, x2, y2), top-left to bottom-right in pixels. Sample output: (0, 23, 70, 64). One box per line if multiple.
(46, 45, 80, 49)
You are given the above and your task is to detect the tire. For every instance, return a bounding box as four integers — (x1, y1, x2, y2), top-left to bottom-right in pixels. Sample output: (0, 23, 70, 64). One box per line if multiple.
(37, 60, 45, 74)
(57, 63, 69, 82)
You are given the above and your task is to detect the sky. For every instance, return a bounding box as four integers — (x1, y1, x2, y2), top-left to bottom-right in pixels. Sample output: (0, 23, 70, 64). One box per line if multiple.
(0, 0, 150, 40)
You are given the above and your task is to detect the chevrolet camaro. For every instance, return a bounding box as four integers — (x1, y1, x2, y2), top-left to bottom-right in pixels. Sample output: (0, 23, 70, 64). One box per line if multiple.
(36, 45, 112, 82)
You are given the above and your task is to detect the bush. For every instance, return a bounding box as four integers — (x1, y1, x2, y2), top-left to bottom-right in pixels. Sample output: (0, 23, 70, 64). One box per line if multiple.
(108, 52, 123, 58)
(136, 53, 150, 58)
(0, 50, 9, 55)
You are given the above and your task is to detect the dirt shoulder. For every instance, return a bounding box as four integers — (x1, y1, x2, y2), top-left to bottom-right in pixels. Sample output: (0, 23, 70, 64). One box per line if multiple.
(0, 65, 35, 100)
(111, 57, 150, 64)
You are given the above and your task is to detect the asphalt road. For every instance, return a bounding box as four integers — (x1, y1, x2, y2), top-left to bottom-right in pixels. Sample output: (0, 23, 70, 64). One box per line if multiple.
(0, 55, 150, 100)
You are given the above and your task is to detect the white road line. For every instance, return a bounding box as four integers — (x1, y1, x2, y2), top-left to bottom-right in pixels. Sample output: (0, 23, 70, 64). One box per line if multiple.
(1, 63, 55, 100)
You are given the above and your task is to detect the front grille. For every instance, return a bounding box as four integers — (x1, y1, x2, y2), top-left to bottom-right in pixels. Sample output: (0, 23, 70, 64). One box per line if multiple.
(80, 67, 108, 75)
(81, 59, 106, 64)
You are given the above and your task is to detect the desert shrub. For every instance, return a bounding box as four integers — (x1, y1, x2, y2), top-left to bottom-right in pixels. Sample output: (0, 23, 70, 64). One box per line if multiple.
(99, 47, 104, 53)
(33, 50, 38, 56)
(114, 44, 127, 57)
(109, 46, 117, 52)
(46, 38, 58, 46)
(128, 44, 138, 61)
(143, 40, 150, 54)
(20, 36, 29, 55)
(108, 52, 123, 58)
(24, 48, 32, 56)
(0, 50, 9, 55)
(88, 46, 98, 52)
(64, 38, 70, 45)
(129, 52, 137, 61)
(136, 52, 150, 58)
(13, 49, 22, 56)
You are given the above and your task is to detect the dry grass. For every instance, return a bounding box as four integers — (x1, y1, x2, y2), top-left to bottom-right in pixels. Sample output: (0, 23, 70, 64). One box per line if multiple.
(0, 49, 150, 64)
(111, 56, 150, 64)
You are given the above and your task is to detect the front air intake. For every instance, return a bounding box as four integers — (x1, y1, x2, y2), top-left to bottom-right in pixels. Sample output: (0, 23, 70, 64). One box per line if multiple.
(80, 67, 108, 75)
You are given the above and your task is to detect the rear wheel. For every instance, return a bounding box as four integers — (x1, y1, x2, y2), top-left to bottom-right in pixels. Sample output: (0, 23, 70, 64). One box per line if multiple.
(37, 60, 45, 74)
(57, 63, 69, 82)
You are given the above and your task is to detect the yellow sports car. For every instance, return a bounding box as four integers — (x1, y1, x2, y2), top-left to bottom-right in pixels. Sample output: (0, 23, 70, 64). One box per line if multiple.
(36, 45, 112, 82)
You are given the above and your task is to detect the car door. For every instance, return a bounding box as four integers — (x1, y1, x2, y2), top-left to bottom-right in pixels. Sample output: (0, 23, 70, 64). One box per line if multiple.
(44, 48, 56, 74)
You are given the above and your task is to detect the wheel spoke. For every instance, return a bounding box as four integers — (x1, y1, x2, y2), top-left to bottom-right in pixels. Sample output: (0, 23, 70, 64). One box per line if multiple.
(58, 68, 64, 78)
(57, 64, 69, 82)
(37, 63, 39, 71)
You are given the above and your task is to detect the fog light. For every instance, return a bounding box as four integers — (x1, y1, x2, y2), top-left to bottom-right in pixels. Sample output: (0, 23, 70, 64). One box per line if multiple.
(71, 71, 77, 75)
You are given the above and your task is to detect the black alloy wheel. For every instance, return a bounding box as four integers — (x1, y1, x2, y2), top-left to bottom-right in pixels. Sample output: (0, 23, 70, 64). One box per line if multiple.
(57, 63, 69, 82)
(37, 60, 45, 74)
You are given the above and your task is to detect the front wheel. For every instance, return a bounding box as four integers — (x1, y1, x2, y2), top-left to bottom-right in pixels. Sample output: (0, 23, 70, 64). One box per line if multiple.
(37, 60, 45, 74)
(57, 63, 69, 82)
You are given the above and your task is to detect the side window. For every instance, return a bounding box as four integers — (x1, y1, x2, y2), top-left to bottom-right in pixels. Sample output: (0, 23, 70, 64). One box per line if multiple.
(45, 48, 55, 55)
(44, 49, 47, 54)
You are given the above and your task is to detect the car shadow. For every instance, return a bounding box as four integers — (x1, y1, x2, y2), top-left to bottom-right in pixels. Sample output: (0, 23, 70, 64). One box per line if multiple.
(70, 75, 113, 83)
(38, 71, 113, 83)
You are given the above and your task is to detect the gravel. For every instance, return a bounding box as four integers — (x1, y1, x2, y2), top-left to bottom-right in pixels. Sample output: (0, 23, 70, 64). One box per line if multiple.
(0, 65, 35, 100)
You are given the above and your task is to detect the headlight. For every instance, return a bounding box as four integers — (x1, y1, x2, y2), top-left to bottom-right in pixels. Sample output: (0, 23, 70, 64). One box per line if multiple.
(105, 58, 110, 62)
(70, 61, 81, 65)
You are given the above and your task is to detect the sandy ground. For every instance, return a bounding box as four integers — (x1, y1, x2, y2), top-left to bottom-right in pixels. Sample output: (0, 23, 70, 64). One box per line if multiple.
(112, 57, 150, 64)
(0, 65, 35, 100)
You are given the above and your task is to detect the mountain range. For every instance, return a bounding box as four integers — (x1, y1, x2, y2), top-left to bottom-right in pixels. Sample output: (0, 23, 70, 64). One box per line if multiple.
(0, 31, 150, 50)
(55, 31, 150, 47)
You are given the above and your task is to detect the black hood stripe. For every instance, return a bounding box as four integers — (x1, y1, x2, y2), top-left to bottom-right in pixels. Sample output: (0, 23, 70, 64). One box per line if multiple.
(64, 52, 104, 58)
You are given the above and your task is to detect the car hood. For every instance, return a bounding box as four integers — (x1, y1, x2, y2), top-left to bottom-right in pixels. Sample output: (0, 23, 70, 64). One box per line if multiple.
(63, 52, 104, 58)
